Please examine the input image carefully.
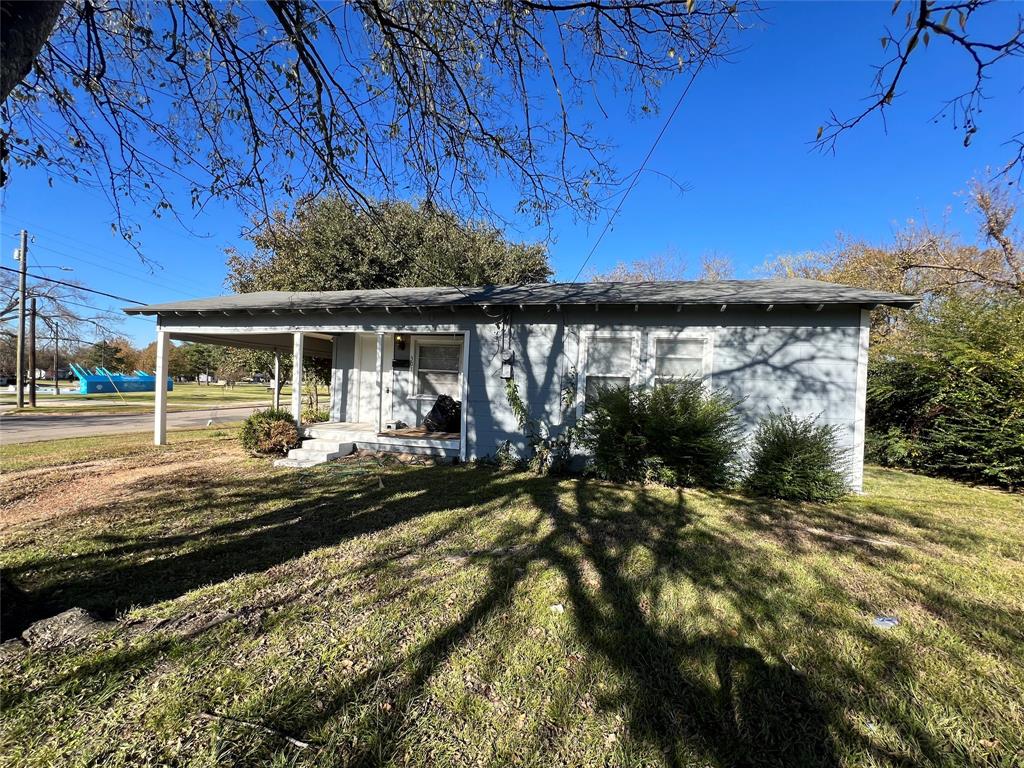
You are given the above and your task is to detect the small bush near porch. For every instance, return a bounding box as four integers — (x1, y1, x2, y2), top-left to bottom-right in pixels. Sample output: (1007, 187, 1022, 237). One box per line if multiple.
(1, 432, 1022, 767)
(240, 408, 301, 455)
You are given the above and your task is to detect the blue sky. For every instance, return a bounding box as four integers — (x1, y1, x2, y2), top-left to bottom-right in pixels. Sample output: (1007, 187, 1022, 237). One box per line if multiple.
(1, 1, 1021, 346)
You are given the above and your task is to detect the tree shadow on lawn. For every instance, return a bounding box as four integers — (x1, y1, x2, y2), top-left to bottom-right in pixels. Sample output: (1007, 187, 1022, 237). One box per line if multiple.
(2, 462, 528, 637)
(541, 481, 845, 767)
(243, 478, 923, 767)
(4, 465, 939, 766)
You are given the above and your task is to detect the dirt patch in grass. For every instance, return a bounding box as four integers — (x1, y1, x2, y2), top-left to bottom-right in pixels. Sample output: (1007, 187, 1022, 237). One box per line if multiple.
(0, 444, 243, 529)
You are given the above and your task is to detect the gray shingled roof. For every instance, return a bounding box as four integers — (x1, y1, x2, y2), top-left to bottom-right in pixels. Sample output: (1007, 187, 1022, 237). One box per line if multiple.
(123, 278, 919, 315)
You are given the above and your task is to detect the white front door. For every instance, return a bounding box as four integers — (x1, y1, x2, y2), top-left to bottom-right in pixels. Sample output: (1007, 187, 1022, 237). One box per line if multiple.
(355, 334, 379, 424)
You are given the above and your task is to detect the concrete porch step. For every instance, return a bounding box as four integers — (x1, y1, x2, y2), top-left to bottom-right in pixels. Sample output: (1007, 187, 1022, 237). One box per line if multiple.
(304, 424, 376, 441)
(272, 439, 355, 469)
(289, 449, 341, 462)
(352, 440, 459, 458)
(301, 438, 354, 452)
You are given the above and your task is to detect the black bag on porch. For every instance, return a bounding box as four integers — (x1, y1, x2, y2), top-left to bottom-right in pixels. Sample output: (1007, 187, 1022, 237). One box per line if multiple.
(423, 395, 461, 433)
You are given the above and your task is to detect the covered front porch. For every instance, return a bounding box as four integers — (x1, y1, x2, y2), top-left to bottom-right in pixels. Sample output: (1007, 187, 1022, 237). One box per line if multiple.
(151, 326, 468, 462)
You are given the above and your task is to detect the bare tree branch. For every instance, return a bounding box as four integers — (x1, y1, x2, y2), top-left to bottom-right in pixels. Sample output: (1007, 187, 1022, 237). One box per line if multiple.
(815, 0, 1024, 178)
(1, 0, 753, 245)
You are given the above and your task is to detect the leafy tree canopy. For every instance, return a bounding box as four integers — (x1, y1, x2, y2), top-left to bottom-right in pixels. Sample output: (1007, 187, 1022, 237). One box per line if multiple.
(82, 338, 134, 372)
(226, 197, 551, 293)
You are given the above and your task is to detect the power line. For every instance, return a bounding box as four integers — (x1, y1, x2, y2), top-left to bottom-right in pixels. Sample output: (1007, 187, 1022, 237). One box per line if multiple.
(15, 236, 206, 298)
(34, 295, 154, 320)
(571, 18, 731, 283)
(16, 255, 156, 327)
(3, 218, 156, 265)
(62, 298, 120, 315)
(0, 265, 145, 305)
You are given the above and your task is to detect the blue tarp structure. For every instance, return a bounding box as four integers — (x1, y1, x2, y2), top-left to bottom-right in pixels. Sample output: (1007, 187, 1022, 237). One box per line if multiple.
(68, 363, 174, 394)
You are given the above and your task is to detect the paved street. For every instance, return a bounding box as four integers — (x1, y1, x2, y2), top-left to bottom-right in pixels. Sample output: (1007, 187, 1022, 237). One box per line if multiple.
(0, 405, 263, 444)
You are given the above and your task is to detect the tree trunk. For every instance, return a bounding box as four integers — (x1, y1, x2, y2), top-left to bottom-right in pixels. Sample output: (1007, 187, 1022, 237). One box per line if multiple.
(1, 1, 65, 103)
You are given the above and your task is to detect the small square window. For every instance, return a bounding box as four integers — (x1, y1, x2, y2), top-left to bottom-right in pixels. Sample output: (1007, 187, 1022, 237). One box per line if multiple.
(654, 337, 704, 385)
(415, 342, 461, 398)
(587, 337, 633, 375)
(584, 375, 630, 405)
(584, 335, 635, 408)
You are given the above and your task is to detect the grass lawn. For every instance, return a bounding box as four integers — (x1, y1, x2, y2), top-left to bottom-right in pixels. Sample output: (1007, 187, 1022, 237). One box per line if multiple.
(1, 433, 1022, 767)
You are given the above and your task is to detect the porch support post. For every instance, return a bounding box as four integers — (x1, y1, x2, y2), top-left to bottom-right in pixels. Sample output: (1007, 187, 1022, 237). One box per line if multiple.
(272, 351, 281, 411)
(460, 330, 469, 462)
(154, 329, 169, 445)
(291, 332, 303, 424)
(375, 332, 384, 432)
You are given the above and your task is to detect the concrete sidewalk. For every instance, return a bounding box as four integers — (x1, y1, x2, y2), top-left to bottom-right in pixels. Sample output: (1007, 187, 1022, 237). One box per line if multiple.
(0, 405, 263, 444)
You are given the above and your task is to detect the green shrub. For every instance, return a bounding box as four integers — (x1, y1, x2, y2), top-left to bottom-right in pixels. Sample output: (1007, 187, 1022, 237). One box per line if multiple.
(867, 296, 1024, 490)
(240, 408, 300, 456)
(302, 407, 331, 424)
(579, 378, 742, 488)
(743, 411, 849, 502)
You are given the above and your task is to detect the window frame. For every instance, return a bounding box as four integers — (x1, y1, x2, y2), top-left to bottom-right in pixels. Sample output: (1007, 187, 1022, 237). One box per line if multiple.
(410, 336, 464, 400)
(645, 329, 714, 389)
(576, 329, 641, 415)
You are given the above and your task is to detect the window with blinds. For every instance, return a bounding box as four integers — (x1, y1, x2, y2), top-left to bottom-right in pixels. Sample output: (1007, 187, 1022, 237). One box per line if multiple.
(415, 342, 461, 398)
(653, 338, 705, 385)
(584, 336, 633, 406)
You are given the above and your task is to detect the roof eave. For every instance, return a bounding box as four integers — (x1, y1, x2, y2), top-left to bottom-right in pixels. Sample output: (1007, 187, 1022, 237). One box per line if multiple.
(125, 297, 922, 316)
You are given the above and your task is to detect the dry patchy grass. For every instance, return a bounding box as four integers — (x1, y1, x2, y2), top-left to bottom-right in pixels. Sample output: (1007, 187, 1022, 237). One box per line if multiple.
(0, 432, 1022, 767)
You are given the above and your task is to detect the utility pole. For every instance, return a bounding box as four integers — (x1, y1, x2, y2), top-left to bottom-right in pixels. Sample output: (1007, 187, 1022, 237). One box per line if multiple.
(29, 297, 37, 407)
(53, 321, 60, 395)
(14, 229, 28, 408)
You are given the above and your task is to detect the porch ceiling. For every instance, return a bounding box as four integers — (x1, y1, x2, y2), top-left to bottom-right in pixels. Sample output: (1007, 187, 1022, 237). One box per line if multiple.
(169, 331, 334, 359)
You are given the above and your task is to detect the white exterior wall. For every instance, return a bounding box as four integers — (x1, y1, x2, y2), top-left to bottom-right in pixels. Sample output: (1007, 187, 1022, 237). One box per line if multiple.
(492, 305, 866, 490)
(158, 302, 870, 490)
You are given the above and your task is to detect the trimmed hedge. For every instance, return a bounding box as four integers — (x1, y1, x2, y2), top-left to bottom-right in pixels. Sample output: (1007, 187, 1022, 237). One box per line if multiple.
(579, 378, 742, 488)
(240, 408, 300, 456)
(743, 411, 849, 502)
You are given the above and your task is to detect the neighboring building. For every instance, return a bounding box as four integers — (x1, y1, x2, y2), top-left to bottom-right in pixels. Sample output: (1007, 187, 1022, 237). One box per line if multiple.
(124, 279, 918, 489)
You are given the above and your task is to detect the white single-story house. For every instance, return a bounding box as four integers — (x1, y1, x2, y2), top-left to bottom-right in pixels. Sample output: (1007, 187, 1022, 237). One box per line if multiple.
(124, 279, 918, 490)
